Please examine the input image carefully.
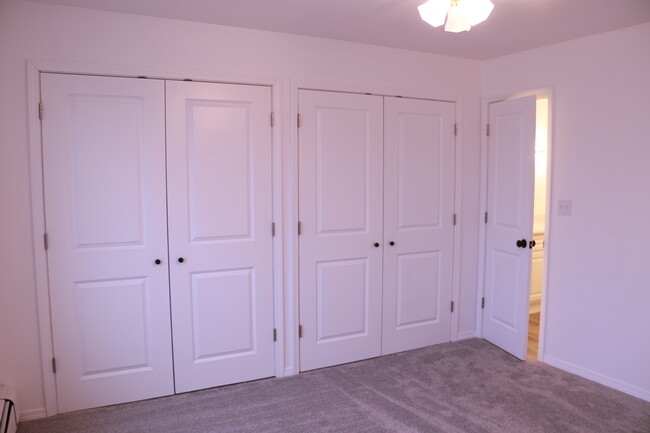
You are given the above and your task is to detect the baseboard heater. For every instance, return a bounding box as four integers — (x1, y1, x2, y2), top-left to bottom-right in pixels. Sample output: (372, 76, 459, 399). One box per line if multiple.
(0, 386, 18, 433)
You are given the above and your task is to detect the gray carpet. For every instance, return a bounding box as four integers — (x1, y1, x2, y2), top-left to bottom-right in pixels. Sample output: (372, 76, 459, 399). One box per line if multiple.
(19, 339, 650, 433)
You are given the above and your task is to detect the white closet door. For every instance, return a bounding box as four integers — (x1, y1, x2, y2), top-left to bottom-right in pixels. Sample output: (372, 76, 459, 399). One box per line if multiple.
(382, 97, 455, 355)
(483, 95, 536, 360)
(298, 90, 383, 371)
(165, 81, 275, 393)
(41, 73, 173, 412)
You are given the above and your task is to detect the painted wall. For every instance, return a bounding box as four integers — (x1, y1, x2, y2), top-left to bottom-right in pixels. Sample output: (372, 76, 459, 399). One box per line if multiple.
(482, 22, 650, 401)
(0, 0, 482, 416)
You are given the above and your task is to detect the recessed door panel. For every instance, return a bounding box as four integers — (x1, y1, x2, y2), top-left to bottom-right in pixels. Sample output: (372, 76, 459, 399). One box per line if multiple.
(191, 269, 255, 360)
(42, 73, 173, 413)
(382, 97, 455, 356)
(187, 102, 252, 242)
(317, 109, 369, 234)
(299, 90, 383, 371)
(166, 81, 274, 393)
(483, 96, 536, 360)
(317, 259, 368, 341)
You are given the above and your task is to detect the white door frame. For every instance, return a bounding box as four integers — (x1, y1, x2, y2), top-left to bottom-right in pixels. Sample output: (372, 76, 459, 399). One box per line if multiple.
(26, 60, 285, 416)
(287, 79, 465, 375)
(476, 87, 555, 361)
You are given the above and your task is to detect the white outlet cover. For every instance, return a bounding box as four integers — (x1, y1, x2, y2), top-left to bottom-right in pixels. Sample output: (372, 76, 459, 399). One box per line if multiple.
(558, 199, 572, 216)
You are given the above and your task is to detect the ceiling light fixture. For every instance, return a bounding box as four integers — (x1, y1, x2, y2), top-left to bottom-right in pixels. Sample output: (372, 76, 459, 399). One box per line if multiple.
(418, 0, 494, 33)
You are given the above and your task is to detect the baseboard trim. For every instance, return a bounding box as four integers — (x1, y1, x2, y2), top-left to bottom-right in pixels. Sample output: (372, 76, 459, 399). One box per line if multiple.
(19, 408, 47, 422)
(544, 355, 650, 402)
(456, 331, 476, 341)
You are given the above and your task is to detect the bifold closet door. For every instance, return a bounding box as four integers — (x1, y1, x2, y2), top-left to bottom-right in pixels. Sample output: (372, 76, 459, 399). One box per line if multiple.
(165, 81, 275, 392)
(298, 90, 384, 371)
(381, 97, 455, 355)
(41, 73, 174, 412)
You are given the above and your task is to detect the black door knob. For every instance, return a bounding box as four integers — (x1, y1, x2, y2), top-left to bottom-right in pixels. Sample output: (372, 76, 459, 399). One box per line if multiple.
(389, 241, 395, 246)
(529, 240, 537, 249)
(516, 239, 527, 248)
(154, 259, 162, 265)
(374, 243, 380, 248)
(178, 257, 185, 263)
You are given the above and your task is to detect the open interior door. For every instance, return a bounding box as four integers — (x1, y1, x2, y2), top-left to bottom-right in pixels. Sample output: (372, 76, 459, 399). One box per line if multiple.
(482, 95, 536, 360)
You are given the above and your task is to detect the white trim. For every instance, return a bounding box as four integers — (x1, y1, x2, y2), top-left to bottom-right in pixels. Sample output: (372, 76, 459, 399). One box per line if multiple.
(477, 87, 555, 361)
(290, 78, 464, 371)
(27, 59, 288, 414)
(456, 330, 476, 341)
(544, 356, 650, 402)
(19, 408, 47, 422)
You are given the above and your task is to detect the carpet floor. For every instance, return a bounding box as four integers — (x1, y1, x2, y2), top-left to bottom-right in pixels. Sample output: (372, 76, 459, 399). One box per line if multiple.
(19, 339, 650, 433)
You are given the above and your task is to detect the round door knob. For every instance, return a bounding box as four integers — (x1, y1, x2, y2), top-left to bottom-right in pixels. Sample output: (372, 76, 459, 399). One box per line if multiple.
(374, 242, 380, 248)
(177, 257, 185, 263)
(389, 241, 395, 246)
(516, 239, 527, 248)
(529, 240, 537, 249)
(154, 259, 162, 265)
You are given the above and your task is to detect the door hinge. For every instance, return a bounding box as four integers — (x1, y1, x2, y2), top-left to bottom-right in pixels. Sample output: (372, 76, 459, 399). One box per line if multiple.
(484, 212, 488, 224)
(51, 357, 56, 374)
(271, 112, 275, 127)
(454, 123, 458, 136)
(43, 233, 49, 250)
(298, 324, 303, 338)
(453, 213, 457, 226)
(451, 301, 455, 313)
(39, 102, 43, 120)
(271, 222, 276, 237)
(486, 123, 490, 136)
(273, 328, 277, 342)
(481, 297, 485, 309)
(297, 114, 301, 128)
(297, 221, 302, 235)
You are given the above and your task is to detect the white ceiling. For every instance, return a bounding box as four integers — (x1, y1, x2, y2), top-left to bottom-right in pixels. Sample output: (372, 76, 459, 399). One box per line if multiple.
(30, 0, 650, 59)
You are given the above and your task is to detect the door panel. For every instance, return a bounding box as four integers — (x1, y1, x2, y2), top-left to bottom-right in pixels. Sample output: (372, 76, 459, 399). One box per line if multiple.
(41, 73, 173, 412)
(382, 97, 455, 355)
(166, 81, 274, 393)
(483, 95, 536, 360)
(299, 90, 383, 371)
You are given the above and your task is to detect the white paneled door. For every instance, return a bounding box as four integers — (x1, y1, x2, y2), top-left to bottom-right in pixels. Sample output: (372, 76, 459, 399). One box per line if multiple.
(382, 97, 455, 355)
(165, 81, 275, 392)
(482, 96, 536, 360)
(298, 90, 384, 371)
(41, 73, 174, 412)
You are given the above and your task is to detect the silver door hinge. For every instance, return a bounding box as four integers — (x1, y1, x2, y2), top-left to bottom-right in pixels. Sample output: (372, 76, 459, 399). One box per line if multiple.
(297, 221, 302, 235)
(454, 123, 458, 136)
(52, 357, 56, 374)
(297, 114, 301, 128)
(451, 301, 455, 313)
(271, 222, 276, 237)
(273, 328, 277, 342)
(453, 213, 457, 226)
(298, 325, 303, 338)
(44, 233, 49, 250)
(39, 102, 43, 120)
(484, 212, 488, 224)
(481, 297, 485, 309)
(271, 112, 275, 127)
(486, 124, 490, 136)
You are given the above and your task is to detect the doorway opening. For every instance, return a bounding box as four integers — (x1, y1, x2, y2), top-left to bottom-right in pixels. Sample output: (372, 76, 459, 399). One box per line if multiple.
(527, 96, 549, 360)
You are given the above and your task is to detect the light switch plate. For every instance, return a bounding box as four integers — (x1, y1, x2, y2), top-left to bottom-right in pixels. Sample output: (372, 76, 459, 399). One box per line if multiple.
(558, 199, 572, 216)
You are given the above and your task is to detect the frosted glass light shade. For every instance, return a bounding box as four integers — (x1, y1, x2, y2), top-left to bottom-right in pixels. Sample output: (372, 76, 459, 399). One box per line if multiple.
(418, 0, 449, 27)
(465, 0, 494, 26)
(418, 0, 494, 32)
(445, 2, 471, 33)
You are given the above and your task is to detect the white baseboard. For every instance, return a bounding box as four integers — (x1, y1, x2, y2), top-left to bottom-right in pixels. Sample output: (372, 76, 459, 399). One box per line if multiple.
(456, 331, 476, 341)
(19, 408, 47, 422)
(543, 356, 650, 402)
(529, 297, 541, 314)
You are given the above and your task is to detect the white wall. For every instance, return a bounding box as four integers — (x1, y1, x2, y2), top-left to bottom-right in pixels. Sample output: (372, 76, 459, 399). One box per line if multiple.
(0, 0, 482, 416)
(482, 23, 650, 401)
